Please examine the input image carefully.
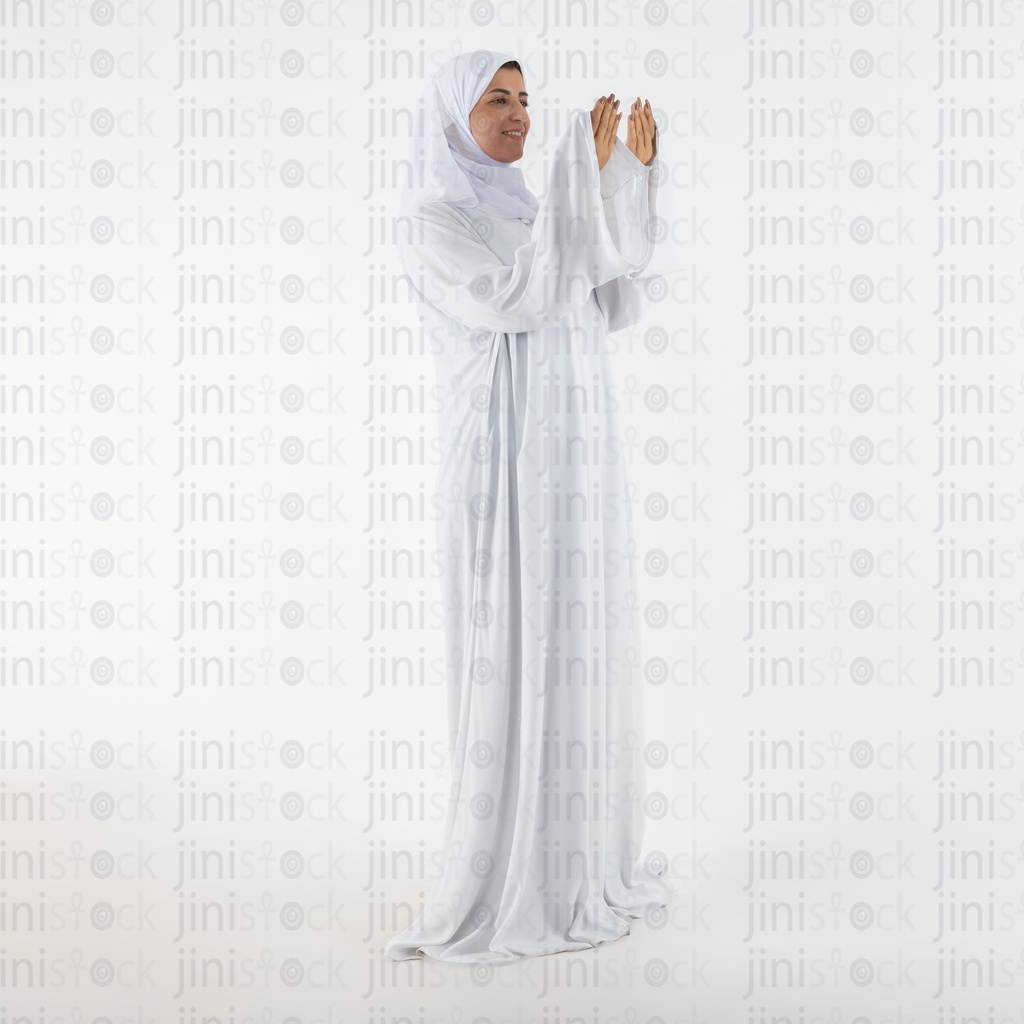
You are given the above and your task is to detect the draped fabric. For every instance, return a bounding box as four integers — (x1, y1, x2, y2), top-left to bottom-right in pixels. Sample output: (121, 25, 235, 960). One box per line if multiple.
(384, 110, 673, 964)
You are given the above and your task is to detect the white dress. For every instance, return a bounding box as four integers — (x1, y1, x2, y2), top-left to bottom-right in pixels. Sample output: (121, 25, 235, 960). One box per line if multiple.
(385, 110, 672, 964)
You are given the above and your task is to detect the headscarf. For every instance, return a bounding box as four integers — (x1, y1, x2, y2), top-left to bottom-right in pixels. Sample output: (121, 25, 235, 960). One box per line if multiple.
(400, 50, 540, 223)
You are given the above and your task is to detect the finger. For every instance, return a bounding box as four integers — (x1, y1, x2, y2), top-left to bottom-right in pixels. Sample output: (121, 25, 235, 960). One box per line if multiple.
(633, 97, 646, 146)
(602, 97, 617, 134)
(627, 100, 639, 148)
(634, 98, 651, 145)
(595, 105, 607, 142)
(604, 115, 616, 145)
(608, 100, 621, 136)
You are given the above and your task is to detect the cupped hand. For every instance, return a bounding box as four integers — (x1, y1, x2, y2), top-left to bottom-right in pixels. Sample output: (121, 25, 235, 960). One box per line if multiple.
(590, 94, 621, 171)
(626, 97, 657, 166)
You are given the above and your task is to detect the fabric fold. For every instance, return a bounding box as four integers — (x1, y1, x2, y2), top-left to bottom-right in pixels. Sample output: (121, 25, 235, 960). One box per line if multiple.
(386, 95, 673, 968)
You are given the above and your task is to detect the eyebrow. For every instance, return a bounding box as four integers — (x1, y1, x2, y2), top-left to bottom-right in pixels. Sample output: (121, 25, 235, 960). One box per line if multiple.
(488, 87, 529, 97)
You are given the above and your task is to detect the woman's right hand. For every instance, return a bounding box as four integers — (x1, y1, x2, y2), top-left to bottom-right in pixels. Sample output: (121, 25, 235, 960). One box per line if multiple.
(590, 95, 621, 171)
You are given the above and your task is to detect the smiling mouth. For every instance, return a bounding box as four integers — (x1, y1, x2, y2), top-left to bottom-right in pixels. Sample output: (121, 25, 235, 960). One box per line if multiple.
(502, 130, 524, 137)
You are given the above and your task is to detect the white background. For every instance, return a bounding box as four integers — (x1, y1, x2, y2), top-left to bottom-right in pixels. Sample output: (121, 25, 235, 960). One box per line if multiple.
(5, 1, 1024, 1020)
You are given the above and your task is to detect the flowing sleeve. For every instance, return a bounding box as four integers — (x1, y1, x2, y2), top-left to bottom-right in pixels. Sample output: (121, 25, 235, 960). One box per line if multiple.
(396, 110, 656, 335)
(592, 139, 658, 333)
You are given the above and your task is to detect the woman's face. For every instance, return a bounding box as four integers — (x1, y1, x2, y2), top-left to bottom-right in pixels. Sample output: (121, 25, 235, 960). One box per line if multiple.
(468, 66, 530, 162)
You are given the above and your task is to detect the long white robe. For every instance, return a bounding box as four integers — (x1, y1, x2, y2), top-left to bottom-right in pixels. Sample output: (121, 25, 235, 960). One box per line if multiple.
(385, 110, 672, 964)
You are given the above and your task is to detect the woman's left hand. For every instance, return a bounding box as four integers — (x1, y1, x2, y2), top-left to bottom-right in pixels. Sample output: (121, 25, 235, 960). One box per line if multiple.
(626, 98, 657, 166)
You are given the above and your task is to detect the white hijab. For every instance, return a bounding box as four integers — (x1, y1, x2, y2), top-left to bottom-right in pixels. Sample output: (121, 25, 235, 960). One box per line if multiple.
(400, 50, 540, 223)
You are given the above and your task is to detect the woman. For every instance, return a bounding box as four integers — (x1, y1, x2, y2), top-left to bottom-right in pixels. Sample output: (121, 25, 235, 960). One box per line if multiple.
(385, 49, 673, 964)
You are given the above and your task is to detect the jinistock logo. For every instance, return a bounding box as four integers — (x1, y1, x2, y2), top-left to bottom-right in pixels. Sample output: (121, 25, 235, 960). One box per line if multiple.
(1, 0, 1022, 1018)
